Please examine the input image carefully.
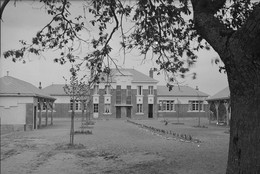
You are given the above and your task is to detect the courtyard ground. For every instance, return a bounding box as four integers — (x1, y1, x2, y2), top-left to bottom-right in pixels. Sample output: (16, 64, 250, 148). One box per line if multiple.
(1, 117, 229, 174)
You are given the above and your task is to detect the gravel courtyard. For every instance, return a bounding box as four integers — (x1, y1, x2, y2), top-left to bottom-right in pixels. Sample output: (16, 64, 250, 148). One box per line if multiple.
(1, 118, 229, 174)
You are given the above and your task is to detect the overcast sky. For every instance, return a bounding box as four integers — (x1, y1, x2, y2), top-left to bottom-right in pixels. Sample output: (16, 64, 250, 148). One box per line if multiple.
(0, 1, 228, 96)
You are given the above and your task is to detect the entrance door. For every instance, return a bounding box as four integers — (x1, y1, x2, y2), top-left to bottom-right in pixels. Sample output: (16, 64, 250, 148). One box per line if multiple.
(126, 107, 131, 118)
(148, 104, 153, 118)
(116, 107, 121, 118)
(34, 106, 37, 129)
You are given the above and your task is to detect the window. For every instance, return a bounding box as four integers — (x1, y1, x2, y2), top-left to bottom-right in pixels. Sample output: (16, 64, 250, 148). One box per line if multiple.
(126, 86, 132, 104)
(104, 85, 110, 95)
(158, 100, 175, 111)
(148, 86, 154, 95)
(93, 104, 99, 113)
(137, 86, 143, 95)
(137, 104, 143, 113)
(104, 104, 111, 113)
(189, 101, 203, 111)
(94, 85, 99, 94)
(70, 100, 83, 111)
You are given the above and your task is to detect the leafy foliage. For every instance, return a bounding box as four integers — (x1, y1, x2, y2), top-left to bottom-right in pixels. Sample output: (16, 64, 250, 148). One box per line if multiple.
(2, 0, 259, 85)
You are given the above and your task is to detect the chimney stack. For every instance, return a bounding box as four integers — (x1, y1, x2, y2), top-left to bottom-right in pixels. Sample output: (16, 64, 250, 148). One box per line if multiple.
(39, 82, 42, 89)
(149, 68, 153, 78)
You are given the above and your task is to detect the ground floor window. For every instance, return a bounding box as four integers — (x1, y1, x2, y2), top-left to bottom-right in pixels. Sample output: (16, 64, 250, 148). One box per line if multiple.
(70, 100, 85, 111)
(104, 104, 111, 113)
(94, 104, 99, 113)
(158, 100, 174, 111)
(189, 101, 203, 111)
(137, 104, 143, 113)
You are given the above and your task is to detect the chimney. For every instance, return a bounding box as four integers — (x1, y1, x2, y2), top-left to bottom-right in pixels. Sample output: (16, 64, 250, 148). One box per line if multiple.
(39, 82, 42, 89)
(196, 86, 199, 90)
(149, 68, 153, 78)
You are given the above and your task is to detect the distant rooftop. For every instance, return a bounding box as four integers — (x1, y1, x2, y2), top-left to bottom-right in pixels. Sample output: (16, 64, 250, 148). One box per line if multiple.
(101, 68, 158, 83)
(157, 85, 209, 97)
(0, 76, 55, 100)
(207, 87, 230, 101)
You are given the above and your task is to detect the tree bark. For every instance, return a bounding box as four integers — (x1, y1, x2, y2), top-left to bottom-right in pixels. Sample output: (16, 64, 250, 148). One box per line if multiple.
(192, 1, 260, 173)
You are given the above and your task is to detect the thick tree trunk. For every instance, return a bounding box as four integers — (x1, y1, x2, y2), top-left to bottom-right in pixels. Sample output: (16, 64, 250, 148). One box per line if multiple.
(226, 73, 260, 173)
(191, 1, 260, 173)
(225, 53, 260, 173)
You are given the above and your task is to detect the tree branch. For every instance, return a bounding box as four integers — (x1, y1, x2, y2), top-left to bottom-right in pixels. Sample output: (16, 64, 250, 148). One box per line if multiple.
(191, 0, 232, 61)
(0, 0, 10, 20)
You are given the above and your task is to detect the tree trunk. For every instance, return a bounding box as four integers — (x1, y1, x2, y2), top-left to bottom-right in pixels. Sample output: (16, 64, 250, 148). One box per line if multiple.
(226, 64, 260, 173)
(70, 99, 75, 145)
(191, 2, 260, 173)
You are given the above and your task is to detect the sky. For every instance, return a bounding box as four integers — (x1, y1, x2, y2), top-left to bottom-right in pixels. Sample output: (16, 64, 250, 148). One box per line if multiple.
(0, 1, 228, 96)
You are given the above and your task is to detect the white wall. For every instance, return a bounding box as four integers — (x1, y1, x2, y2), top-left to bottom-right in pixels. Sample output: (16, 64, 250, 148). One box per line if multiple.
(0, 96, 33, 125)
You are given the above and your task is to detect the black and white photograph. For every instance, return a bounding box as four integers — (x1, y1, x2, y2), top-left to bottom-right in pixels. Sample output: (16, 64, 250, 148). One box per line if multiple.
(0, 0, 259, 173)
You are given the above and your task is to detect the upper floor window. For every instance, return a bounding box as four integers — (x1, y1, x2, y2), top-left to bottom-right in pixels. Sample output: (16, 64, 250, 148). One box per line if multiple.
(94, 85, 99, 94)
(189, 100, 203, 111)
(104, 85, 110, 95)
(137, 86, 143, 95)
(148, 86, 154, 95)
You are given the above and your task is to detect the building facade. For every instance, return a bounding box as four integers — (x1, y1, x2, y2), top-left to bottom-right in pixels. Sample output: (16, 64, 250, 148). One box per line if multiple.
(157, 86, 209, 118)
(43, 69, 209, 119)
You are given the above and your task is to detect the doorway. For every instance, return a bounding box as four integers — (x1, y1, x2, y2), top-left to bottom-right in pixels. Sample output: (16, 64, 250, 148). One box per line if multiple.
(126, 107, 131, 118)
(148, 104, 153, 118)
(116, 107, 121, 118)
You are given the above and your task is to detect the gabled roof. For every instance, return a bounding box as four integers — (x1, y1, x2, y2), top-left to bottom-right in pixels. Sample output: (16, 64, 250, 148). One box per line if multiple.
(157, 85, 209, 97)
(0, 76, 55, 100)
(42, 84, 67, 96)
(101, 69, 158, 83)
(207, 87, 230, 101)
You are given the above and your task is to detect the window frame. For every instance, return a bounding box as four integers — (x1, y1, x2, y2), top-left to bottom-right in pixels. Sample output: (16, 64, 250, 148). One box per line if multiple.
(104, 104, 111, 114)
(148, 86, 154, 95)
(137, 85, 143, 96)
(137, 104, 143, 113)
(158, 100, 175, 112)
(93, 103, 99, 113)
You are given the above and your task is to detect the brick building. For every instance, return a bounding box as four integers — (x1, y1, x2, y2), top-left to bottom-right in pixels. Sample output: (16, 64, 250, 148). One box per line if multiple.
(43, 69, 209, 119)
(157, 86, 209, 118)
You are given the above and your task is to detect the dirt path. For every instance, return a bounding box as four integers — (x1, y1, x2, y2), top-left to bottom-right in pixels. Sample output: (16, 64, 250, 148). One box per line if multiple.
(1, 118, 229, 174)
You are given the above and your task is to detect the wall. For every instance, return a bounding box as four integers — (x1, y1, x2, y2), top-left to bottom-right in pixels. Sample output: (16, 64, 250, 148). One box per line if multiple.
(0, 96, 32, 125)
(157, 96, 209, 118)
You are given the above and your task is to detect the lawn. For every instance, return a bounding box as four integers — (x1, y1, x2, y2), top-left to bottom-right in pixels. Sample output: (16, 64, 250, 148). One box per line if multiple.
(1, 117, 229, 174)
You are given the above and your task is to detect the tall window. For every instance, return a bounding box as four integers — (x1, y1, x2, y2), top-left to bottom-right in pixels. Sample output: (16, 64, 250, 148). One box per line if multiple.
(137, 86, 143, 95)
(104, 85, 110, 95)
(104, 104, 111, 113)
(94, 85, 99, 94)
(158, 100, 174, 111)
(148, 86, 154, 95)
(137, 104, 143, 113)
(93, 104, 99, 113)
(126, 86, 132, 104)
(189, 101, 203, 111)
